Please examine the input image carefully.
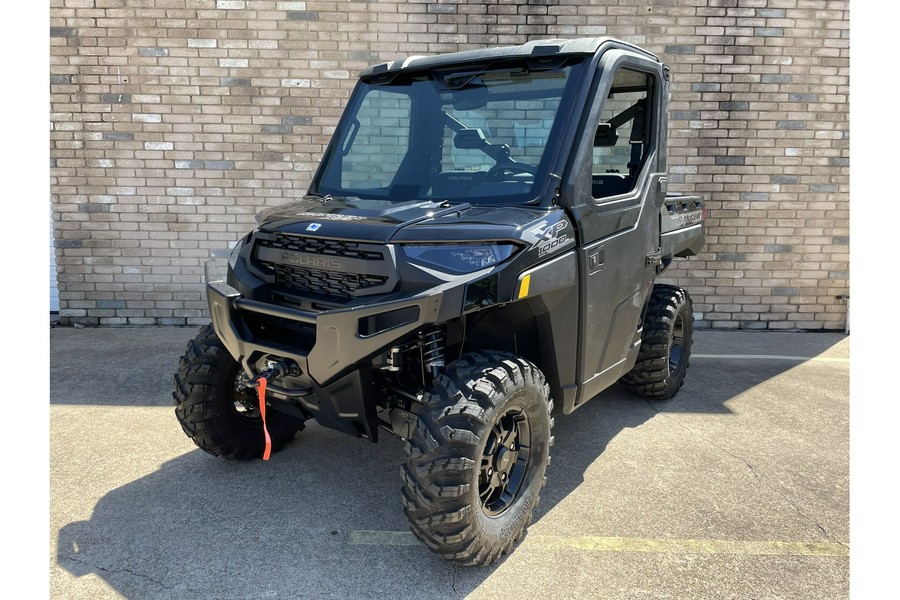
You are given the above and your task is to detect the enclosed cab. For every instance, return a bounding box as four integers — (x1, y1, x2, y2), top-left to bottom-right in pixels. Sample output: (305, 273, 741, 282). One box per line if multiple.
(174, 37, 705, 566)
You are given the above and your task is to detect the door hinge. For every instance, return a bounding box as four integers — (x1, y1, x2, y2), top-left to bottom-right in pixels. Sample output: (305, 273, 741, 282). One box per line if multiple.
(646, 251, 662, 268)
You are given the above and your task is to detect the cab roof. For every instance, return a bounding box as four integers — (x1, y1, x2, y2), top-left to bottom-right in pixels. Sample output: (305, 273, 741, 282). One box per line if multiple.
(359, 37, 660, 79)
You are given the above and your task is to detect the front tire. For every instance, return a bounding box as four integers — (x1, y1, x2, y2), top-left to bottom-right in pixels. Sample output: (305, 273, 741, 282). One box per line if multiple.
(173, 324, 304, 460)
(620, 284, 694, 400)
(401, 351, 553, 566)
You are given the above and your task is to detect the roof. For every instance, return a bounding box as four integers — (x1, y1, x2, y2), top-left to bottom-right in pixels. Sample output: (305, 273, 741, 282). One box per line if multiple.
(358, 37, 660, 79)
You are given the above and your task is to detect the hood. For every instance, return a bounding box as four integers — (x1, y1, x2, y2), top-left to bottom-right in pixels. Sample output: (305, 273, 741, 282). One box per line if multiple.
(257, 196, 553, 244)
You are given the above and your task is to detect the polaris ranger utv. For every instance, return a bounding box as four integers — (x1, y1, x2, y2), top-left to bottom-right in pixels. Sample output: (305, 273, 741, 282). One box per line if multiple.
(174, 38, 705, 566)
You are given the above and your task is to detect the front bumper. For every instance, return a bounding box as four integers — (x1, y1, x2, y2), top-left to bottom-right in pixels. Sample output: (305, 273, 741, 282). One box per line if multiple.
(206, 277, 446, 440)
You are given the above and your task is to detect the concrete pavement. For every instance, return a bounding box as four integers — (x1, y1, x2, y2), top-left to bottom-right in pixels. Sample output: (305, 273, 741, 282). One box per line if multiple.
(50, 326, 849, 599)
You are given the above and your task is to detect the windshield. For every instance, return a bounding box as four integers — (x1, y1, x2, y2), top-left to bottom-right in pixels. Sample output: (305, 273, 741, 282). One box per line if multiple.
(311, 59, 584, 206)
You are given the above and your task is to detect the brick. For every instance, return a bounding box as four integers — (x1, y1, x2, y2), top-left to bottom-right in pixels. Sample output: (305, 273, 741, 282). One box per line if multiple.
(772, 287, 800, 296)
(427, 4, 458, 14)
(133, 113, 162, 123)
(138, 47, 169, 57)
(771, 175, 799, 184)
(144, 142, 174, 151)
(741, 192, 770, 201)
(96, 300, 127, 309)
(221, 77, 251, 87)
(716, 253, 746, 261)
(350, 50, 379, 61)
(100, 93, 132, 103)
(77, 203, 110, 213)
(287, 11, 318, 20)
(261, 125, 292, 134)
(205, 160, 235, 170)
(219, 58, 249, 68)
(175, 160, 206, 169)
(102, 131, 133, 141)
(755, 27, 784, 37)
(188, 38, 217, 48)
(665, 45, 695, 55)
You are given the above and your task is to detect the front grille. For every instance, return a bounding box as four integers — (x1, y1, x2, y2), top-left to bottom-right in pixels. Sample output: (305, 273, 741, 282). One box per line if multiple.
(274, 264, 389, 299)
(253, 233, 393, 300)
(259, 234, 384, 261)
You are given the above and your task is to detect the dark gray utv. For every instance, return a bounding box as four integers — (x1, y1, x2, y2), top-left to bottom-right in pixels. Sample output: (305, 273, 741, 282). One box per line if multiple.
(174, 37, 706, 566)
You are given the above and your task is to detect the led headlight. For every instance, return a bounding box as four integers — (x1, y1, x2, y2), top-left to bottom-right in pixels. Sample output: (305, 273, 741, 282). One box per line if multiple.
(403, 243, 517, 275)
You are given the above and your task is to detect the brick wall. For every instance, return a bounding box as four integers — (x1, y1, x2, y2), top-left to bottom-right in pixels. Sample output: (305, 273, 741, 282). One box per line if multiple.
(49, 0, 849, 329)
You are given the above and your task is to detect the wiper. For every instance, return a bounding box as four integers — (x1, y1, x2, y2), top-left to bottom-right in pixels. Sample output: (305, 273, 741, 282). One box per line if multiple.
(441, 68, 524, 90)
(440, 65, 565, 90)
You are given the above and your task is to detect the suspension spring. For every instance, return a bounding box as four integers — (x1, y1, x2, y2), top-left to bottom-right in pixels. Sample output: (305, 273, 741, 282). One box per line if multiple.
(420, 326, 446, 377)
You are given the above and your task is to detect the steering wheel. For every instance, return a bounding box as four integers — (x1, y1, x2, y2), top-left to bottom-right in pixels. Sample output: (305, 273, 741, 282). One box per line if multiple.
(484, 162, 537, 182)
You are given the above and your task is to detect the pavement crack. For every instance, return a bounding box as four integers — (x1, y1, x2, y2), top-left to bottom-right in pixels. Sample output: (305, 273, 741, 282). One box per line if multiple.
(717, 446, 837, 543)
(643, 398, 662, 415)
(451, 564, 462, 599)
(719, 446, 761, 480)
(816, 522, 842, 545)
(648, 408, 839, 544)
(59, 553, 175, 591)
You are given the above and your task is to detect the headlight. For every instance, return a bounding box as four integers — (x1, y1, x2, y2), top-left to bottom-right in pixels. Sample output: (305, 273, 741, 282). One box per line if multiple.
(403, 244, 517, 274)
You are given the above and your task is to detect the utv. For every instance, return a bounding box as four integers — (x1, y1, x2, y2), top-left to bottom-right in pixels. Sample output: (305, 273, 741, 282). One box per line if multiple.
(174, 37, 705, 566)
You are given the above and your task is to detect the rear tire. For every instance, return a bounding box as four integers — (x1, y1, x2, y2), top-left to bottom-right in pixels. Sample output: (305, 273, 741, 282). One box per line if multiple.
(620, 284, 694, 400)
(173, 324, 304, 460)
(401, 351, 553, 566)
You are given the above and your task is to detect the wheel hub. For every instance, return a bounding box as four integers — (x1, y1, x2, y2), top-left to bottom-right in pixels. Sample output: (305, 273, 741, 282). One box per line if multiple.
(495, 446, 515, 473)
(479, 407, 532, 516)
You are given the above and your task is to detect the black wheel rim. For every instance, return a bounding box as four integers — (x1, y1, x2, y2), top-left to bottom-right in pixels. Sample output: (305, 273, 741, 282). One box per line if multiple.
(669, 313, 685, 373)
(479, 407, 532, 516)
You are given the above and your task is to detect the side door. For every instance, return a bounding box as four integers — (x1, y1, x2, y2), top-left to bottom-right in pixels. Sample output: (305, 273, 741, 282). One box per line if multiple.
(567, 51, 669, 408)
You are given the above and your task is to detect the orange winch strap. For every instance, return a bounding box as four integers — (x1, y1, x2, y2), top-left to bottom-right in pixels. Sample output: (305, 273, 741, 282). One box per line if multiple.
(257, 377, 272, 461)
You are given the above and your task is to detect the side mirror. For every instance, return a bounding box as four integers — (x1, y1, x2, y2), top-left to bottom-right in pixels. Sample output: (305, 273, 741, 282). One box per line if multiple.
(454, 128, 488, 150)
(593, 122, 618, 147)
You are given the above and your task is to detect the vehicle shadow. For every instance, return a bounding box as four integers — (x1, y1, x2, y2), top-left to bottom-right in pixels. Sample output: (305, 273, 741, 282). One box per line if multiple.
(53, 331, 847, 598)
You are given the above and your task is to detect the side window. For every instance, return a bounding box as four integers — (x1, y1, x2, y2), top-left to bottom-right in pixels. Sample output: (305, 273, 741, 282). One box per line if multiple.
(591, 68, 653, 199)
(340, 89, 411, 190)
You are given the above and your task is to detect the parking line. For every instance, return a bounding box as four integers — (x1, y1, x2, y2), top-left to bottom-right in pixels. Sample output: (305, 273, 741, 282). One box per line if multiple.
(692, 354, 849, 363)
(349, 531, 849, 557)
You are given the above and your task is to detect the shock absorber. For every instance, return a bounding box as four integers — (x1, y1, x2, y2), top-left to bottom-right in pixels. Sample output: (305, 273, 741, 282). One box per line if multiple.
(419, 326, 446, 378)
